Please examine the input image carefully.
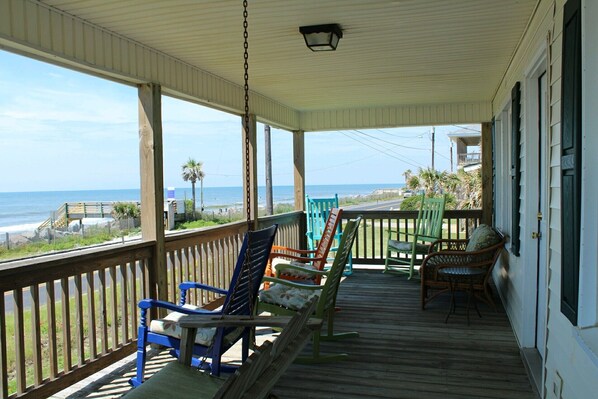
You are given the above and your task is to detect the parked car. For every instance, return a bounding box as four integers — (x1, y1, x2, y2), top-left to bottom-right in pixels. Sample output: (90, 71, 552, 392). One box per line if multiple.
(403, 189, 413, 198)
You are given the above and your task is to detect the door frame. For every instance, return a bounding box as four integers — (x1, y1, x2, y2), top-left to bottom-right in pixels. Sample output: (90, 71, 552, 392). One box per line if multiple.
(522, 50, 549, 355)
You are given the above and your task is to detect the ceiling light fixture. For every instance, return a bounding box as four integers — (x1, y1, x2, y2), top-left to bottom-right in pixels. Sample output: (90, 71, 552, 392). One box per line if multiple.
(299, 24, 343, 51)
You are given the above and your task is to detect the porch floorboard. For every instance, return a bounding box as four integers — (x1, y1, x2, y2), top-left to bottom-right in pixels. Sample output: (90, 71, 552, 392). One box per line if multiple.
(53, 268, 536, 399)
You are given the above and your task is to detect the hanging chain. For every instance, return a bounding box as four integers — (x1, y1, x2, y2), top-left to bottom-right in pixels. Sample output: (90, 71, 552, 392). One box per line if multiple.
(241, 0, 255, 320)
(197, 0, 254, 371)
(243, 0, 251, 231)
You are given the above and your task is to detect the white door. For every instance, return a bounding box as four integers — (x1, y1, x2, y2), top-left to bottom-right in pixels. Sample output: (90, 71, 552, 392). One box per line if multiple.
(535, 71, 548, 359)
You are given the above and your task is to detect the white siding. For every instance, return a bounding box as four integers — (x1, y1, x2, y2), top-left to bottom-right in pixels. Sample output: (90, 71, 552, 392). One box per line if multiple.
(492, 0, 555, 350)
(494, 0, 598, 398)
(299, 102, 492, 131)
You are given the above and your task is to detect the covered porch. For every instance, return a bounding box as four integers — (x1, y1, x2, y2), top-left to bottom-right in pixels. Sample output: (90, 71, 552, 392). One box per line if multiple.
(3, 0, 598, 398)
(51, 268, 534, 399)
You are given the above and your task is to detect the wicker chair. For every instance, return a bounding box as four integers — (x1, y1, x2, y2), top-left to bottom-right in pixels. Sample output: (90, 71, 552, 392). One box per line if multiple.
(419, 225, 506, 310)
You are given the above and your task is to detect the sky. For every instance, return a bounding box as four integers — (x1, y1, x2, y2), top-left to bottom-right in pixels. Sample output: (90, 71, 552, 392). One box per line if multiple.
(0, 49, 479, 192)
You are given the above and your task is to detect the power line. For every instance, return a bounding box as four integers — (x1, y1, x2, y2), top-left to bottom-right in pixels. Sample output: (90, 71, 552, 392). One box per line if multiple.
(353, 129, 428, 150)
(340, 132, 424, 168)
(452, 124, 481, 133)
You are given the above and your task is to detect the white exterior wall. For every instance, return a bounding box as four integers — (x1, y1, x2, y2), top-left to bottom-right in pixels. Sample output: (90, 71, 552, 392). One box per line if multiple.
(492, 0, 555, 349)
(494, 0, 598, 398)
(541, 1, 598, 398)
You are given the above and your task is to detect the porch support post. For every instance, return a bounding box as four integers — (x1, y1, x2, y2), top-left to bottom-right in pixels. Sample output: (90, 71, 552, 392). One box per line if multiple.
(138, 83, 166, 302)
(481, 121, 493, 226)
(293, 130, 306, 211)
(242, 114, 258, 229)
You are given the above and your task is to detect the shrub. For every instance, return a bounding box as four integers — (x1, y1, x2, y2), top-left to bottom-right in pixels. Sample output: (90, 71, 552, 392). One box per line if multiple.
(111, 202, 140, 220)
(400, 195, 424, 211)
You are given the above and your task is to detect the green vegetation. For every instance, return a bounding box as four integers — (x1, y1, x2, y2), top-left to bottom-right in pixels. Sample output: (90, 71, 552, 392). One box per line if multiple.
(111, 201, 140, 220)
(0, 227, 127, 261)
(404, 167, 481, 209)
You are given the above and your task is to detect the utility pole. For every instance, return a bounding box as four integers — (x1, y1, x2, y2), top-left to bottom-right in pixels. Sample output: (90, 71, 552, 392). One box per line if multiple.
(264, 124, 273, 215)
(431, 126, 436, 170)
(450, 141, 454, 173)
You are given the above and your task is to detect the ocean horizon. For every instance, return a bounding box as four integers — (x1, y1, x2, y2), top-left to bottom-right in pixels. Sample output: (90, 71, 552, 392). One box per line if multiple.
(0, 183, 403, 233)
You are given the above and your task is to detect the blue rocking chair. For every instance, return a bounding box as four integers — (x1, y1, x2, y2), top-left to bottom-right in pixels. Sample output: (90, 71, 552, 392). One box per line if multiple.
(129, 224, 277, 387)
(305, 194, 353, 275)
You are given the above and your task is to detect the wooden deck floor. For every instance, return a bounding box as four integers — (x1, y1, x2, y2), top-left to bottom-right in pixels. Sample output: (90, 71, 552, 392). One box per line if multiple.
(54, 268, 536, 399)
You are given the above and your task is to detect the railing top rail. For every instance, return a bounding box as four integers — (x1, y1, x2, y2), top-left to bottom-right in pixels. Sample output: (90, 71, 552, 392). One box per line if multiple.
(0, 240, 154, 292)
(342, 209, 483, 218)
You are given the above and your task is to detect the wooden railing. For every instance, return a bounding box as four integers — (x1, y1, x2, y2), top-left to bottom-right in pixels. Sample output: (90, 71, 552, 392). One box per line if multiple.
(0, 209, 481, 398)
(0, 241, 154, 399)
(0, 211, 302, 399)
(342, 209, 483, 264)
(37, 202, 119, 231)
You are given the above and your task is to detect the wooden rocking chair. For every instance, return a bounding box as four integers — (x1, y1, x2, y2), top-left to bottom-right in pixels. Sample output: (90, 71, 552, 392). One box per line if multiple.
(258, 217, 361, 363)
(122, 298, 322, 399)
(305, 194, 353, 276)
(384, 195, 446, 279)
(129, 225, 277, 386)
(266, 207, 342, 285)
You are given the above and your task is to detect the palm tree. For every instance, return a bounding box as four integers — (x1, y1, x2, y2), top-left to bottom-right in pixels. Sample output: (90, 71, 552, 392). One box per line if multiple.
(181, 158, 206, 215)
(418, 167, 445, 196)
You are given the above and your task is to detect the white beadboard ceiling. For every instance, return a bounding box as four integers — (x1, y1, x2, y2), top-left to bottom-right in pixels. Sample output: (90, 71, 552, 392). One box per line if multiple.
(39, 0, 538, 113)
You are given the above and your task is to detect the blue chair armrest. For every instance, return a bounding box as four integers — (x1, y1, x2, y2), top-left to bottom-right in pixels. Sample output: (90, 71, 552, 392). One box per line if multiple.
(179, 281, 228, 295)
(179, 281, 228, 306)
(138, 298, 220, 314)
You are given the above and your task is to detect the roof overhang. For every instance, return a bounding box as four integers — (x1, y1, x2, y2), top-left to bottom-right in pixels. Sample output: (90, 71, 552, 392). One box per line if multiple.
(0, 0, 539, 131)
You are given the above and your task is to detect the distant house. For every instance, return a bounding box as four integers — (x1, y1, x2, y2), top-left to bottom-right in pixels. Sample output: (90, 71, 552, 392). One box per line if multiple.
(448, 130, 481, 172)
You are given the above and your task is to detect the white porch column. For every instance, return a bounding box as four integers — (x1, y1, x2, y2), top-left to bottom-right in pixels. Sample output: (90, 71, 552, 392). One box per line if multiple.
(481, 121, 493, 226)
(242, 114, 258, 228)
(138, 83, 166, 302)
(293, 130, 306, 211)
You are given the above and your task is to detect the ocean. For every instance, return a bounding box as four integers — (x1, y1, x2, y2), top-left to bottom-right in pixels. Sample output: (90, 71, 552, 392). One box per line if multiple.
(0, 184, 402, 234)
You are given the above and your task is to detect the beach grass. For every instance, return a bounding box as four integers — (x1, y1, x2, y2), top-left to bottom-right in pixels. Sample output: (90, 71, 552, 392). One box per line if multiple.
(0, 227, 132, 261)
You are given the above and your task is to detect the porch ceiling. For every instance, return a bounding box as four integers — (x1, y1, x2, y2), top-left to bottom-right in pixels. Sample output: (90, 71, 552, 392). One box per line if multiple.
(39, 0, 538, 116)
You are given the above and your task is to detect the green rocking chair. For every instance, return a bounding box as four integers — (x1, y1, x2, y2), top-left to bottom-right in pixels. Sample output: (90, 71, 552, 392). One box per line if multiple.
(384, 195, 446, 279)
(258, 217, 362, 363)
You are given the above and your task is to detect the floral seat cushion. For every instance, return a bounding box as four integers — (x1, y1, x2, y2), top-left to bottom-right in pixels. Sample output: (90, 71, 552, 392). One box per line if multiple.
(272, 258, 318, 279)
(149, 304, 241, 346)
(387, 239, 430, 254)
(465, 224, 501, 252)
(259, 283, 321, 311)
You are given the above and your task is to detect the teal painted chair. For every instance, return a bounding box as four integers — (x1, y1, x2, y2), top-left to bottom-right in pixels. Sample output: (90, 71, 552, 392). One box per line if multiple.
(305, 194, 352, 275)
(384, 195, 446, 279)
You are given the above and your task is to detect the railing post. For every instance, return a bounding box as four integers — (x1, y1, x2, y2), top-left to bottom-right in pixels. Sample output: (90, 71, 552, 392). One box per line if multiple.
(138, 83, 167, 305)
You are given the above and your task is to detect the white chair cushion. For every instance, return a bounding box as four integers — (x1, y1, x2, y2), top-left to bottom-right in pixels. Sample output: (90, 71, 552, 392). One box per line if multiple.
(259, 283, 321, 311)
(149, 304, 241, 346)
(387, 239, 430, 254)
(272, 258, 318, 279)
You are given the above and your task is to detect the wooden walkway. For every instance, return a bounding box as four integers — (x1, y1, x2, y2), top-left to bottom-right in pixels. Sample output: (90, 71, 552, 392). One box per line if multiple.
(53, 268, 535, 399)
